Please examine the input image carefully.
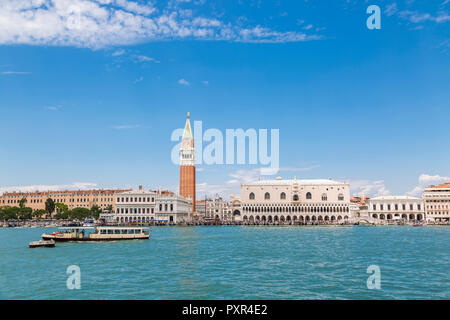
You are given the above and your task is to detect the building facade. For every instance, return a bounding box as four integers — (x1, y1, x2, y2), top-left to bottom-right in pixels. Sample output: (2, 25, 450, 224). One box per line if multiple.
(237, 177, 351, 223)
(423, 182, 450, 223)
(101, 186, 192, 224)
(0, 189, 129, 215)
(361, 196, 425, 222)
(197, 194, 232, 222)
(179, 112, 196, 216)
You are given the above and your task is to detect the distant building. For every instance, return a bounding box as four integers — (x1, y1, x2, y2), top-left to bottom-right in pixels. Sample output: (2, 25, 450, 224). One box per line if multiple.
(197, 194, 232, 222)
(0, 189, 129, 216)
(236, 176, 351, 223)
(423, 182, 450, 223)
(101, 186, 192, 224)
(361, 196, 425, 222)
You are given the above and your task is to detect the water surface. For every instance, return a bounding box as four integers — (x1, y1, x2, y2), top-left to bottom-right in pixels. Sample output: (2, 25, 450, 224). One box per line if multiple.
(0, 226, 448, 299)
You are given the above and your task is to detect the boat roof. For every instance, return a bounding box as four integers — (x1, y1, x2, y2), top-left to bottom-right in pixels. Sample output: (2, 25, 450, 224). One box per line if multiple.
(97, 226, 149, 229)
(59, 227, 95, 230)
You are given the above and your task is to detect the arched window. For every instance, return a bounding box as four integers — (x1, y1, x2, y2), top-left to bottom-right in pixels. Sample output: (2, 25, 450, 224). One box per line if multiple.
(306, 192, 312, 200)
(264, 192, 270, 200)
(280, 192, 286, 200)
(293, 194, 299, 201)
(322, 194, 328, 201)
(249, 192, 255, 200)
(338, 193, 344, 201)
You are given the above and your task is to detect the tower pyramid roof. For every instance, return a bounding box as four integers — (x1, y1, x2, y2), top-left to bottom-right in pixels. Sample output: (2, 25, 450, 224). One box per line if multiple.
(182, 112, 193, 141)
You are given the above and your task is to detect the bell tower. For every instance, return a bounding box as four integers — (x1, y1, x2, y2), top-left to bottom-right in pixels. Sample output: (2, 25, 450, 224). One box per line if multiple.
(179, 112, 196, 217)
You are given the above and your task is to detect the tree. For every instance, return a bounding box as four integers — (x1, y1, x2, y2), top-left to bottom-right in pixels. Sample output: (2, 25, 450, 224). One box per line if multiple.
(19, 197, 27, 209)
(33, 209, 47, 219)
(69, 207, 91, 220)
(90, 205, 102, 219)
(55, 203, 68, 213)
(45, 198, 55, 217)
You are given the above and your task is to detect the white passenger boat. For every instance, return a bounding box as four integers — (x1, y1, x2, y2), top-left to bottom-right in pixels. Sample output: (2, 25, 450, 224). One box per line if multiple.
(42, 226, 150, 242)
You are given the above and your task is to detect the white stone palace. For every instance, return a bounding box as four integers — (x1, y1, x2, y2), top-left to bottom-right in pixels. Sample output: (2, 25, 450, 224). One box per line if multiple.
(235, 176, 351, 223)
(358, 196, 425, 223)
(100, 186, 192, 224)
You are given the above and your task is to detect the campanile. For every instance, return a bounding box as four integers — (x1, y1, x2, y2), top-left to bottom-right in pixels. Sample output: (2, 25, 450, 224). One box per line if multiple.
(179, 112, 196, 217)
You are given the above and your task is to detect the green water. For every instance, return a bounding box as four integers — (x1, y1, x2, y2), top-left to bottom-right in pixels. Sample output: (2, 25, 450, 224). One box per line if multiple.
(0, 226, 448, 299)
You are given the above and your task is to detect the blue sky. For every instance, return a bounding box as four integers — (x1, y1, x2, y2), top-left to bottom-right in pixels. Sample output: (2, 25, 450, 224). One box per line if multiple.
(0, 0, 449, 199)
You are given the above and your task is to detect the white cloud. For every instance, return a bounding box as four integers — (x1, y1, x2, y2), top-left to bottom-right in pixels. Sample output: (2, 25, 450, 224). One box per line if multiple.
(350, 180, 391, 197)
(418, 174, 450, 184)
(46, 106, 59, 111)
(0, 182, 98, 194)
(201, 80, 209, 86)
(0, 0, 320, 49)
(406, 174, 450, 197)
(178, 78, 190, 86)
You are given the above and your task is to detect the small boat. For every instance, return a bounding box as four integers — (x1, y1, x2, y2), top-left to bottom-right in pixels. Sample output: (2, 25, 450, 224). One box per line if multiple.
(42, 226, 150, 242)
(413, 223, 423, 227)
(29, 239, 55, 248)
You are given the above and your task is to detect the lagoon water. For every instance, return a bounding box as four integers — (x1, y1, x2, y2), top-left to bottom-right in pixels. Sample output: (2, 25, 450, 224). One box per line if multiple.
(0, 226, 448, 300)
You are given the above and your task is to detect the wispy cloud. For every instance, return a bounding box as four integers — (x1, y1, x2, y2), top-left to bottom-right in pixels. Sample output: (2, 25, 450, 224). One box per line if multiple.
(278, 165, 320, 172)
(0, 182, 98, 194)
(1, 71, 31, 75)
(112, 49, 126, 56)
(398, 10, 450, 24)
(178, 78, 190, 86)
(133, 55, 160, 63)
(111, 124, 140, 129)
(350, 180, 391, 197)
(385, 3, 398, 17)
(0, 0, 321, 49)
(46, 106, 59, 111)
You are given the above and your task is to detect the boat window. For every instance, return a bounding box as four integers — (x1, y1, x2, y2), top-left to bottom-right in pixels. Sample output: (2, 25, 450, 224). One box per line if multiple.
(128, 229, 135, 234)
(121, 229, 127, 234)
(101, 230, 107, 234)
(114, 230, 121, 234)
(107, 230, 114, 234)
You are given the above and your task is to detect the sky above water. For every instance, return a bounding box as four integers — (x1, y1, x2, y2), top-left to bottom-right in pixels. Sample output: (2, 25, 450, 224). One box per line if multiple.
(0, 0, 449, 199)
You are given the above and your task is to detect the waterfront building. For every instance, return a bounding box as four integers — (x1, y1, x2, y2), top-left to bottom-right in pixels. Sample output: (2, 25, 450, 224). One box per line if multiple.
(236, 176, 351, 223)
(196, 194, 232, 222)
(361, 196, 425, 222)
(101, 186, 192, 224)
(423, 182, 450, 223)
(0, 189, 129, 216)
(155, 191, 192, 223)
(179, 112, 196, 216)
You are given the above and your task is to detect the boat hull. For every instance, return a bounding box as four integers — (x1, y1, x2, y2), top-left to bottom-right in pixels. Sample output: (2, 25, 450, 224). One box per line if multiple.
(29, 240, 55, 248)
